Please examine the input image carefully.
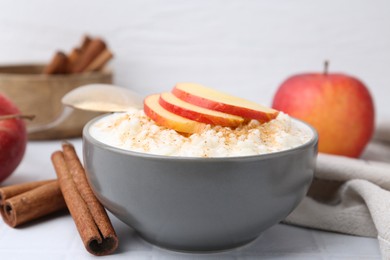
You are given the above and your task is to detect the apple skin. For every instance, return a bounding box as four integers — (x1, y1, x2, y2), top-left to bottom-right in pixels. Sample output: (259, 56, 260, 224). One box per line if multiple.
(159, 92, 244, 127)
(0, 94, 27, 183)
(172, 83, 278, 123)
(272, 73, 374, 158)
(144, 94, 207, 134)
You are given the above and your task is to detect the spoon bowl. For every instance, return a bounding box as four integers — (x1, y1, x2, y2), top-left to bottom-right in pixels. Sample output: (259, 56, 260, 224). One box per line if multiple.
(28, 84, 143, 134)
(61, 84, 143, 112)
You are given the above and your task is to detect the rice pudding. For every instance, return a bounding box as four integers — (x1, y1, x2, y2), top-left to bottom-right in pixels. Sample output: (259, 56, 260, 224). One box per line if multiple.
(89, 110, 312, 157)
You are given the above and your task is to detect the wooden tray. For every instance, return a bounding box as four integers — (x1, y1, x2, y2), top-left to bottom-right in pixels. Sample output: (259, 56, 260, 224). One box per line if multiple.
(0, 64, 113, 140)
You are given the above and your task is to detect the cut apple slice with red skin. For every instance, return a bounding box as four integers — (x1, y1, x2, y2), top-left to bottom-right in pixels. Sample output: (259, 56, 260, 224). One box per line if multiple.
(172, 83, 279, 123)
(159, 92, 244, 127)
(144, 94, 207, 134)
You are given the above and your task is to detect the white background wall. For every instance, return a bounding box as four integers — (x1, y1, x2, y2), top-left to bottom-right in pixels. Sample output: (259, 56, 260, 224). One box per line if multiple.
(1, 0, 389, 122)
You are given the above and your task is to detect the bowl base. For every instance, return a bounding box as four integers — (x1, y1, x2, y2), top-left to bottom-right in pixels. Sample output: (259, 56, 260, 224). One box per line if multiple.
(137, 232, 261, 253)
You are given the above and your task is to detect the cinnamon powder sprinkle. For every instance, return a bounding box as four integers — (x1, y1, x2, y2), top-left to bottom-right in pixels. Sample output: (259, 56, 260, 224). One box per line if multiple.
(90, 110, 312, 157)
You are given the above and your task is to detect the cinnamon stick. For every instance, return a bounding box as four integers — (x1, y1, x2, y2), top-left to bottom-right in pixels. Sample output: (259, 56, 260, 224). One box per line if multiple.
(66, 48, 81, 73)
(0, 180, 66, 227)
(84, 49, 113, 72)
(66, 35, 92, 72)
(51, 143, 118, 256)
(43, 51, 68, 74)
(0, 179, 55, 204)
(70, 38, 107, 73)
(79, 35, 92, 53)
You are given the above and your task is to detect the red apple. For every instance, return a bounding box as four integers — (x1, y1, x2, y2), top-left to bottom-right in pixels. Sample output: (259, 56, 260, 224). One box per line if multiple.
(144, 94, 207, 134)
(172, 83, 278, 123)
(0, 94, 28, 183)
(272, 62, 375, 158)
(159, 92, 244, 127)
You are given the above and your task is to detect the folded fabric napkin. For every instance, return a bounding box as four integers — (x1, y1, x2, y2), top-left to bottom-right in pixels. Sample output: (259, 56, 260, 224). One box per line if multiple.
(284, 120, 390, 259)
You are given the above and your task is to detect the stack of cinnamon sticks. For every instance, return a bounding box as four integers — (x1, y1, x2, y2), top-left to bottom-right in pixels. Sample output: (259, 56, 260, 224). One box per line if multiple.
(0, 180, 66, 227)
(0, 142, 118, 256)
(43, 35, 113, 75)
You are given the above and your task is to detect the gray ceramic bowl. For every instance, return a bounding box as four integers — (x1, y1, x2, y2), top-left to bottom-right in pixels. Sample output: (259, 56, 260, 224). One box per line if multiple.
(83, 116, 318, 252)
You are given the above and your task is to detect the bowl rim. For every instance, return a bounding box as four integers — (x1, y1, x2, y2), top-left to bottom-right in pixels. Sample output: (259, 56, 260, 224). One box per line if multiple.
(0, 63, 112, 79)
(83, 114, 318, 162)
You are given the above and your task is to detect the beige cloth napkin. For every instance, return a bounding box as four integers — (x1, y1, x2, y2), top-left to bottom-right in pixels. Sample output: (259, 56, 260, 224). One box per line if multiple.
(284, 121, 390, 259)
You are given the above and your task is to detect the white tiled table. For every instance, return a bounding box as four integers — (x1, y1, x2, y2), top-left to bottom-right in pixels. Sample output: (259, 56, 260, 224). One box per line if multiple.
(0, 139, 381, 259)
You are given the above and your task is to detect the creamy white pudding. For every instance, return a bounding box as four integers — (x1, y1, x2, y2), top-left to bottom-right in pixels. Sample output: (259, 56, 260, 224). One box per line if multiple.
(89, 110, 313, 157)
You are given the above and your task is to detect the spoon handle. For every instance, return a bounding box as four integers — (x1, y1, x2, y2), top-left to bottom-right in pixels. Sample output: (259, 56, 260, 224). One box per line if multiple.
(27, 107, 74, 134)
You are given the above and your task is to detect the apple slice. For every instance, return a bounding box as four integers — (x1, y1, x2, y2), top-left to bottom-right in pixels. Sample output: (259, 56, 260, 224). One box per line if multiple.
(159, 92, 244, 127)
(172, 83, 279, 123)
(144, 94, 207, 134)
